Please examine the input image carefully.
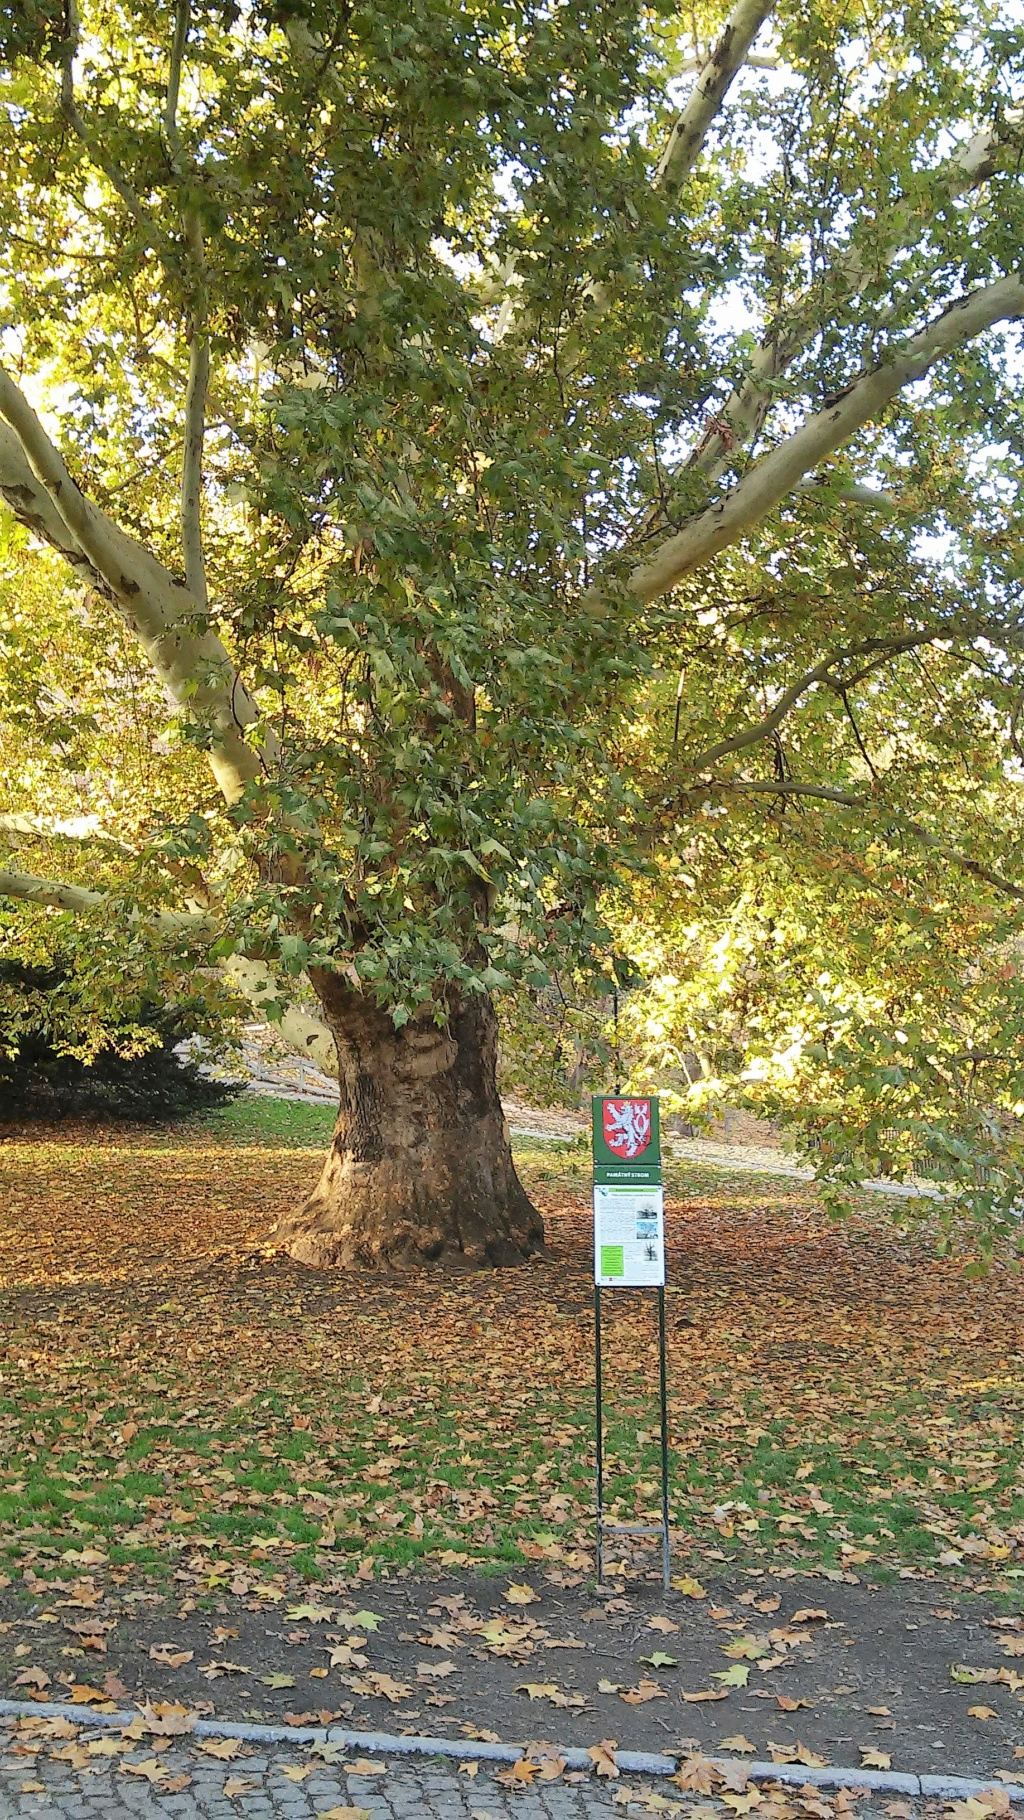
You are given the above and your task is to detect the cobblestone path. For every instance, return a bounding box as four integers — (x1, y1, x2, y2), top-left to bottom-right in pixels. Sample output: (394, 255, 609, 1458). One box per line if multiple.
(0, 1731, 651, 1819)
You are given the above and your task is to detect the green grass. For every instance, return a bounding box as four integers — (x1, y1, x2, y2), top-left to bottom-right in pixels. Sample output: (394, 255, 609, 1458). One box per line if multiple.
(197, 1093, 337, 1147)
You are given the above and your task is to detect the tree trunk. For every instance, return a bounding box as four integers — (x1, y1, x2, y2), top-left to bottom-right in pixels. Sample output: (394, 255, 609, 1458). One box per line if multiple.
(274, 980, 544, 1269)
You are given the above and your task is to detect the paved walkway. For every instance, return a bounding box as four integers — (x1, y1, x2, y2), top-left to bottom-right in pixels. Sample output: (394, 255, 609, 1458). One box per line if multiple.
(0, 1733, 661, 1818)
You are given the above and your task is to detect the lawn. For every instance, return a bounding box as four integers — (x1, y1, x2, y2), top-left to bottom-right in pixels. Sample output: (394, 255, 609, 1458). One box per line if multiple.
(0, 1096, 1022, 1604)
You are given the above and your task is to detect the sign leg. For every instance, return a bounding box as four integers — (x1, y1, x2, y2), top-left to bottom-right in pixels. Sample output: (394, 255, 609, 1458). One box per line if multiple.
(594, 1284, 604, 1586)
(658, 1284, 671, 1591)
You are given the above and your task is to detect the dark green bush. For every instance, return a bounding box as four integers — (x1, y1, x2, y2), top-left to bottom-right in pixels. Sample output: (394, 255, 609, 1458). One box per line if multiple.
(0, 958, 239, 1124)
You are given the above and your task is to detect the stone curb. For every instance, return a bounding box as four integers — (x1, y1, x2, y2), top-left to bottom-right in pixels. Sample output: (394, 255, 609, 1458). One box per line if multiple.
(2, 1698, 1023, 1802)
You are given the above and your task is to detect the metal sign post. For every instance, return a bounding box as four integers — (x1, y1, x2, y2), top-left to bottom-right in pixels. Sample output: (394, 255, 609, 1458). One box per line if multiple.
(592, 1095, 671, 1590)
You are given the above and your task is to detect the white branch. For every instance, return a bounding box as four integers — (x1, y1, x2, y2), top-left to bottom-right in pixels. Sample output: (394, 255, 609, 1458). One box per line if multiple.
(0, 370, 271, 803)
(656, 0, 776, 191)
(0, 812, 132, 853)
(685, 114, 1022, 489)
(628, 273, 1024, 602)
(0, 864, 340, 1078)
(0, 863, 202, 933)
(223, 957, 339, 1079)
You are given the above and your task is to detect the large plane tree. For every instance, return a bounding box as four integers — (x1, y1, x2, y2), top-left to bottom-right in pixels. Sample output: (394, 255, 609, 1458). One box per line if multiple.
(2, 0, 1024, 1266)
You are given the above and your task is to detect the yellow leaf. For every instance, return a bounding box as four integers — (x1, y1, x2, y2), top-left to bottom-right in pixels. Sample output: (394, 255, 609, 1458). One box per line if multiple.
(588, 1739, 620, 1778)
(720, 1735, 757, 1754)
(968, 1706, 999, 1722)
(497, 1758, 538, 1787)
(223, 1778, 256, 1798)
(768, 1741, 827, 1767)
(504, 1582, 538, 1605)
(861, 1748, 893, 1769)
(682, 1688, 729, 1703)
(196, 1737, 243, 1760)
(122, 1757, 169, 1785)
(672, 1576, 707, 1598)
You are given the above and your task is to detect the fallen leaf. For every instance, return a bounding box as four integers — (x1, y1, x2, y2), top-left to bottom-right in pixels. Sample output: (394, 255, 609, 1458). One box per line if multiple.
(137, 1701, 195, 1737)
(223, 1777, 256, 1797)
(791, 1609, 829, 1624)
(589, 1739, 620, 1778)
(149, 1644, 194, 1668)
(720, 1735, 757, 1754)
(504, 1582, 539, 1606)
(196, 1737, 243, 1761)
(620, 1679, 666, 1705)
(682, 1689, 729, 1703)
(515, 1681, 585, 1709)
(497, 1758, 538, 1787)
(68, 1683, 115, 1708)
(122, 1757, 170, 1785)
(968, 1706, 999, 1721)
(768, 1742, 827, 1767)
(861, 1748, 893, 1769)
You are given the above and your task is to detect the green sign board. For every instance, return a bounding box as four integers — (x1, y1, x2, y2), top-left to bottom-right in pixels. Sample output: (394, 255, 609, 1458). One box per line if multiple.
(592, 1097, 664, 1288)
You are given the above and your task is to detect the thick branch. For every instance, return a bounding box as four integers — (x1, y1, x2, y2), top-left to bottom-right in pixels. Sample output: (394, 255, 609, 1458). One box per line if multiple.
(0, 863, 203, 932)
(0, 812, 132, 853)
(712, 778, 1024, 903)
(684, 114, 1022, 490)
(0, 865, 340, 1077)
(0, 371, 269, 803)
(628, 273, 1024, 602)
(656, 0, 775, 191)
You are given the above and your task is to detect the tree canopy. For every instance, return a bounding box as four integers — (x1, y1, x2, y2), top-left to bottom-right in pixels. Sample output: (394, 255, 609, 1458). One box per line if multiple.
(3, 0, 1024, 1254)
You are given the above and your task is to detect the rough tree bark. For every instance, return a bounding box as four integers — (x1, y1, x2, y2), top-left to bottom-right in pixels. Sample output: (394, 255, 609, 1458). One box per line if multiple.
(274, 976, 544, 1269)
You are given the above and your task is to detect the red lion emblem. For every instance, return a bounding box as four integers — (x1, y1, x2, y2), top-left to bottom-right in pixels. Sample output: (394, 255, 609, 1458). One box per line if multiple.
(602, 1098, 652, 1159)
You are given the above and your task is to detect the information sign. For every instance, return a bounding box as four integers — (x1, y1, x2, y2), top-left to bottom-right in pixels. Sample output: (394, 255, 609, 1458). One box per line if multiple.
(594, 1181, 665, 1287)
(590, 1092, 671, 1587)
